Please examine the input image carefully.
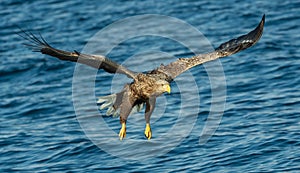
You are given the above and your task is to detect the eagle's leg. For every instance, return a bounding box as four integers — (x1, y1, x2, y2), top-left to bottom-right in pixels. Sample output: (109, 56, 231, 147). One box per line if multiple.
(119, 109, 132, 140)
(144, 97, 156, 140)
(119, 117, 127, 140)
(118, 89, 134, 140)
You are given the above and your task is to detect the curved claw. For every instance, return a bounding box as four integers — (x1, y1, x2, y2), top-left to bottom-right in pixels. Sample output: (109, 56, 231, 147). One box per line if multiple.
(119, 123, 126, 140)
(144, 123, 152, 140)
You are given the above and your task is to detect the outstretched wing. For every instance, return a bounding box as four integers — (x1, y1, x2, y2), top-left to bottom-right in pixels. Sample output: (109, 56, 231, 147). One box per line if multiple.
(154, 15, 265, 81)
(18, 29, 138, 79)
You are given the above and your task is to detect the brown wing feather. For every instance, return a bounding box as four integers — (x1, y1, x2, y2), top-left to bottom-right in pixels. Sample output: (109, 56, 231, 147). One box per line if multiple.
(19, 29, 137, 79)
(154, 15, 265, 81)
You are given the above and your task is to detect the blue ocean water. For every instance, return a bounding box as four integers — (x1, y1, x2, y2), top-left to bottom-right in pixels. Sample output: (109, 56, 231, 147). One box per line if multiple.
(1, 0, 300, 172)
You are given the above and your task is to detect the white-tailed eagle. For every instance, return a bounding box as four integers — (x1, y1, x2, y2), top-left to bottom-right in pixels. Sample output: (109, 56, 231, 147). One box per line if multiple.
(19, 15, 265, 140)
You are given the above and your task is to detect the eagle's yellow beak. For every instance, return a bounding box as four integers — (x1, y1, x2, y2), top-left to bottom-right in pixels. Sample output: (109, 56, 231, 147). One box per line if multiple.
(165, 84, 171, 94)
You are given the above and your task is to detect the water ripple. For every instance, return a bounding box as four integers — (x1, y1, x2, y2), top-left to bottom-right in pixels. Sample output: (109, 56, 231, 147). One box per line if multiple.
(1, 0, 299, 172)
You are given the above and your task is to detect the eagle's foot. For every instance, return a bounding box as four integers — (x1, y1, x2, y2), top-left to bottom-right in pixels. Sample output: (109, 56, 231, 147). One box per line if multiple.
(144, 123, 152, 140)
(119, 123, 126, 140)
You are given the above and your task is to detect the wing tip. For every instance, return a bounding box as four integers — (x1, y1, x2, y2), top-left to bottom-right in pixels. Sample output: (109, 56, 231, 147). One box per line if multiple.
(216, 14, 265, 54)
(17, 28, 51, 52)
(251, 14, 265, 44)
(259, 14, 265, 31)
(262, 14, 265, 23)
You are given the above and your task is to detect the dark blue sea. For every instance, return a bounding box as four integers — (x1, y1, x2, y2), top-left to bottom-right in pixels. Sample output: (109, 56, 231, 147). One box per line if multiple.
(1, 0, 300, 172)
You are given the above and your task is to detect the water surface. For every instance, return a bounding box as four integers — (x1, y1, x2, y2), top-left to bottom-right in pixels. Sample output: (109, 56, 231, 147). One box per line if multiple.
(1, 0, 299, 172)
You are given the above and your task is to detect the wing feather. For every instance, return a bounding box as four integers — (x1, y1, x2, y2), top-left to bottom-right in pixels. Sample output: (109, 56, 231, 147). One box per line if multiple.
(154, 15, 265, 81)
(18, 29, 137, 79)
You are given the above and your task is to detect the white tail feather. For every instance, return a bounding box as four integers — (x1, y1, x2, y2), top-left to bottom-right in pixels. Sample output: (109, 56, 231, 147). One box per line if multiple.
(97, 94, 119, 117)
(97, 94, 145, 117)
(132, 103, 144, 114)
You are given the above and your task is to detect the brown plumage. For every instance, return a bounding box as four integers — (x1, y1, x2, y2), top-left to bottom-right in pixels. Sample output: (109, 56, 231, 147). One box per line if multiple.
(19, 15, 265, 140)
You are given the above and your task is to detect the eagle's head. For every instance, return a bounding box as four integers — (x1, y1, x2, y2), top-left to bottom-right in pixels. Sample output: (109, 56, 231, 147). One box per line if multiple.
(152, 79, 171, 96)
(132, 74, 171, 99)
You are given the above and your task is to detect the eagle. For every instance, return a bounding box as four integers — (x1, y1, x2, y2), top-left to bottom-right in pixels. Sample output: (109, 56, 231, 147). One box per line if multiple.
(19, 15, 265, 140)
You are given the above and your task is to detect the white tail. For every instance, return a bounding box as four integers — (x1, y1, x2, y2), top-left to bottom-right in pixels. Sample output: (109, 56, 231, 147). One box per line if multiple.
(97, 94, 145, 117)
(97, 94, 119, 117)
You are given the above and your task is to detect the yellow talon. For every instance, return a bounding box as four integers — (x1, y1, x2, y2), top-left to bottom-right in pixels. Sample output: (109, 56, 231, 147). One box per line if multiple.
(119, 123, 126, 140)
(144, 123, 152, 140)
